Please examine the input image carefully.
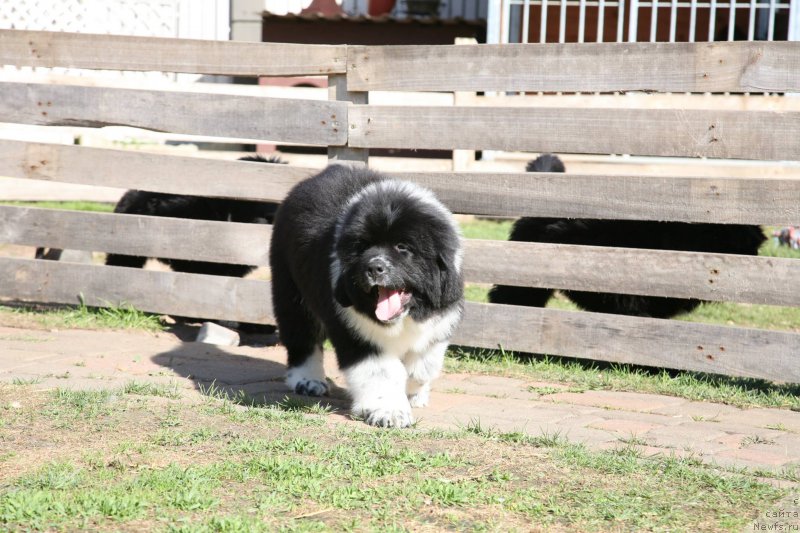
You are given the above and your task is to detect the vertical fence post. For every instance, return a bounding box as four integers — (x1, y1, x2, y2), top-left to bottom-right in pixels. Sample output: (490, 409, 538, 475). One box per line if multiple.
(453, 37, 477, 171)
(327, 73, 369, 167)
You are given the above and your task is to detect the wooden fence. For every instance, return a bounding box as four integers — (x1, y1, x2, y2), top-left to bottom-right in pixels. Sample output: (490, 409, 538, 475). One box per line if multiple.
(1, 29, 799, 382)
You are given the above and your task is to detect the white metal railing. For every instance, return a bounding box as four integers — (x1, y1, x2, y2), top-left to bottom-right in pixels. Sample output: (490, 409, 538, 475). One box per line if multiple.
(492, 0, 796, 43)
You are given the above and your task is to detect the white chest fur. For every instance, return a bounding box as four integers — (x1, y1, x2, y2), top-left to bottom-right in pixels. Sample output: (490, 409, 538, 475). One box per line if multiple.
(340, 306, 461, 360)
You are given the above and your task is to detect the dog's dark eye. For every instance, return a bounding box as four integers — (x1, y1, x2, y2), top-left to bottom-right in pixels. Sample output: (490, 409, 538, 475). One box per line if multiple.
(395, 243, 411, 254)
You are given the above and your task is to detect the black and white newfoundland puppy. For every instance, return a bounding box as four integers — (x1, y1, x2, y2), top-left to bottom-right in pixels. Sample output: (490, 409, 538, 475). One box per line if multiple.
(489, 154, 766, 318)
(269, 164, 464, 428)
(104, 155, 282, 276)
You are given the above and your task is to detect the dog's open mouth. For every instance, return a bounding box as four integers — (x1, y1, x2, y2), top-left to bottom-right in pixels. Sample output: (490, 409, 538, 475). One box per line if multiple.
(375, 287, 412, 322)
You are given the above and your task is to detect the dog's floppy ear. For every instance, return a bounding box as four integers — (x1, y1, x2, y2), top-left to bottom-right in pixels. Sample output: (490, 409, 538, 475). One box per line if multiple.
(334, 275, 353, 308)
(437, 252, 464, 308)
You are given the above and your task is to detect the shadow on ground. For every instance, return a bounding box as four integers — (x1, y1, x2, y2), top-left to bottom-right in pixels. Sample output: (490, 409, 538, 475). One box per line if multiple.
(164, 321, 279, 348)
(151, 340, 351, 414)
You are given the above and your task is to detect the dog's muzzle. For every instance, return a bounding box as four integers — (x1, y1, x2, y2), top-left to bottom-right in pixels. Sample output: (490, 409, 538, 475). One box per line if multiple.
(365, 256, 392, 287)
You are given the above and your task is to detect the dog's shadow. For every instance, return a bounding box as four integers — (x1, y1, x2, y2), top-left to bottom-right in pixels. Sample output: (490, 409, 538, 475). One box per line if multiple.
(151, 334, 350, 414)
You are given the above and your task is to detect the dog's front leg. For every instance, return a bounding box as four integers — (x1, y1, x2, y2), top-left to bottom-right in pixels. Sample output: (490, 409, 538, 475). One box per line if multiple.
(344, 354, 413, 428)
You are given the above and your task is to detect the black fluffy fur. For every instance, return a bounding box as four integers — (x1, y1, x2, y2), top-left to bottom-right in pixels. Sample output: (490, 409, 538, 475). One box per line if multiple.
(488, 154, 766, 318)
(269, 164, 463, 371)
(104, 155, 282, 277)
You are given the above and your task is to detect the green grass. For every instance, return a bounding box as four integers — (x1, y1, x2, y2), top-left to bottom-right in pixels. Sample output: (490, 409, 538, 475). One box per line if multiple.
(459, 217, 512, 241)
(11, 377, 43, 386)
(0, 300, 164, 333)
(47, 388, 118, 416)
(0, 384, 789, 532)
(760, 229, 800, 260)
(446, 345, 800, 410)
(678, 300, 800, 332)
(122, 381, 182, 399)
(0, 200, 114, 213)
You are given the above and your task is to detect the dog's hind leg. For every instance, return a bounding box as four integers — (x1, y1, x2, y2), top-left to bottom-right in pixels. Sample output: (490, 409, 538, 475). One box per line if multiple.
(272, 275, 328, 396)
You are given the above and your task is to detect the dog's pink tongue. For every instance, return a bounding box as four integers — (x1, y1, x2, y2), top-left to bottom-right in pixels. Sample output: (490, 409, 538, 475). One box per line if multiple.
(376, 287, 402, 321)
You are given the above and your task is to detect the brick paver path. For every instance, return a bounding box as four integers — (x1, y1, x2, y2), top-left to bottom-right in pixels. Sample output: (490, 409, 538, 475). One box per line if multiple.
(2, 325, 799, 474)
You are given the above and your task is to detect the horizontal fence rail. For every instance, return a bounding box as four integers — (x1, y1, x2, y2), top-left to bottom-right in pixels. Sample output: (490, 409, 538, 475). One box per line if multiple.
(3, 205, 798, 308)
(395, 170, 800, 225)
(456, 302, 800, 383)
(0, 83, 348, 146)
(347, 42, 800, 93)
(3, 31, 799, 94)
(3, 141, 799, 224)
(1, 257, 274, 325)
(0, 141, 317, 203)
(0, 206, 272, 266)
(349, 106, 800, 160)
(0, 30, 347, 77)
(463, 240, 800, 307)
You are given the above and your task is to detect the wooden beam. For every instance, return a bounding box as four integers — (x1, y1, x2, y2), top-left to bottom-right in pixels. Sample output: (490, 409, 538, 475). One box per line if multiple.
(0, 141, 318, 202)
(463, 239, 800, 307)
(1, 141, 798, 224)
(454, 301, 800, 383)
(347, 41, 800, 92)
(0, 82, 348, 146)
(393, 170, 800, 225)
(349, 105, 800, 160)
(0, 257, 273, 324)
(0, 29, 347, 76)
(0, 206, 272, 266)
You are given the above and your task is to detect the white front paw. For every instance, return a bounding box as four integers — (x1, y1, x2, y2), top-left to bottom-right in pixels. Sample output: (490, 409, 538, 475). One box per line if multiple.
(345, 355, 414, 428)
(361, 405, 415, 428)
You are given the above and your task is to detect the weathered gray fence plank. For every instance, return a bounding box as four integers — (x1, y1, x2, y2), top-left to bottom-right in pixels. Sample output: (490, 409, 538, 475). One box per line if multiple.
(347, 41, 800, 92)
(454, 301, 800, 382)
(349, 106, 800, 160)
(3, 140, 799, 224)
(0, 141, 317, 202)
(4, 140, 797, 224)
(0, 29, 347, 76)
(0, 83, 347, 146)
(463, 239, 800, 307)
(393, 170, 800, 225)
(0, 206, 272, 266)
(0, 257, 273, 324)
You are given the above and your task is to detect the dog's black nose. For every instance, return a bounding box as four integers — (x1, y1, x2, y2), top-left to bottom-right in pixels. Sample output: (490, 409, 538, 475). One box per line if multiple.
(367, 257, 389, 279)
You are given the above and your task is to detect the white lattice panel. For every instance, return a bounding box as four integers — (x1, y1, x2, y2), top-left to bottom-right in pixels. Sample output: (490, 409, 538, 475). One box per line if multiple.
(1, 0, 180, 36)
(1, 0, 229, 79)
